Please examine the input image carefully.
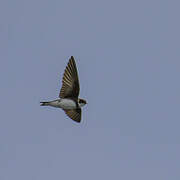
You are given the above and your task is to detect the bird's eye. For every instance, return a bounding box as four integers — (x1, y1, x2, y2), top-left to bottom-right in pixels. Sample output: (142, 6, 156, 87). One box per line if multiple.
(79, 99, 86, 104)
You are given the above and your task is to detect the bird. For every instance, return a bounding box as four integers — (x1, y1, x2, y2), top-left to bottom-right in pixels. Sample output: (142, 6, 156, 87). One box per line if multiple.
(40, 56, 87, 123)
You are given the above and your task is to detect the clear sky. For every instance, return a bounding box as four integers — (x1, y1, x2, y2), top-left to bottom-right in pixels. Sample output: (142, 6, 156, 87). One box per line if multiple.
(1, 0, 180, 179)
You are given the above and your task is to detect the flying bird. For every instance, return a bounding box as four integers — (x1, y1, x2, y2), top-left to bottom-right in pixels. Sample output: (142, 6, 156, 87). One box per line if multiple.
(40, 56, 87, 123)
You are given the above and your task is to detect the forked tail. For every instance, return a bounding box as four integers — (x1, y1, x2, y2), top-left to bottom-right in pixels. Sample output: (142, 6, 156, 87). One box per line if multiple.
(40, 102, 50, 106)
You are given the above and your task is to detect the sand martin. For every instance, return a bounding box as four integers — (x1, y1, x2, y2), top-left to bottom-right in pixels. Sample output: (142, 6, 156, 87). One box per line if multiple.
(40, 56, 87, 123)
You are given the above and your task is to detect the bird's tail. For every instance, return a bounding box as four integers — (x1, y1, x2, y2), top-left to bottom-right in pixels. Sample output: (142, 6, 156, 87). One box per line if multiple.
(40, 101, 50, 106)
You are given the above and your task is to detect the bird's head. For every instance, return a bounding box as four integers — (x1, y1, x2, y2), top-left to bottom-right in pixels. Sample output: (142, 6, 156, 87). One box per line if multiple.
(78, 98, 87, 107)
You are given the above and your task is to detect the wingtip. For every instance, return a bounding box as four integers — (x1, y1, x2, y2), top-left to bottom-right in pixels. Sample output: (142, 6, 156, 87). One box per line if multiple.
(70, 56, 75, 61)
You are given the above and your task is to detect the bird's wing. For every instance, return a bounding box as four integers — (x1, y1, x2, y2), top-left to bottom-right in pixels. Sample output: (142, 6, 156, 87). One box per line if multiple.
(63, 108, 81, 123)
(59, 56, 80, 98)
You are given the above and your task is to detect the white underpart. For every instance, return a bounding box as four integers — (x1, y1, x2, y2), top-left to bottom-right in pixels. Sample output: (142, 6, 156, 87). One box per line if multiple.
(79, 102, 86, 107)
(48, 99, 76, 109)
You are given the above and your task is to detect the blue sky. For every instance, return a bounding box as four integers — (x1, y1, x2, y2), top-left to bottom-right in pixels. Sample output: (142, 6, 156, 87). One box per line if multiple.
(0, 0, 180, 179)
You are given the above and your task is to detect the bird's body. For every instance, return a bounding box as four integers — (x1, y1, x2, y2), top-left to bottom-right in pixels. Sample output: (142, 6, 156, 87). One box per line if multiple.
(40, 56, 87, 123)
(41, 98, 86, 109)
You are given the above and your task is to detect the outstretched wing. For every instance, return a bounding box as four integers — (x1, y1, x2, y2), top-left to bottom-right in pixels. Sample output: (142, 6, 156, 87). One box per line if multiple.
(63, 108, 81, 123)
(59, 56, 80, 98)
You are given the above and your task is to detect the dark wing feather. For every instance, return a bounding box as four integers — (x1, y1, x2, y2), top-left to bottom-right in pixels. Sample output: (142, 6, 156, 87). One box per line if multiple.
(59, 56, 80, 98)
(63, 108, 81, 123)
